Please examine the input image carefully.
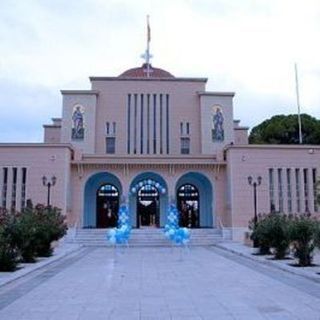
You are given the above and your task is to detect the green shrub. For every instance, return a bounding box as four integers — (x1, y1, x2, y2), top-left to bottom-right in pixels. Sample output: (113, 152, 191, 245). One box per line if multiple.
(289, 214, 320, 267)
(266, 213, 291, 260)
(0, 208, 19, 271)
(249, 213, 291, 259)
(12, 205, 39, 263)
(249, 214, 271, 254)
(33, 205, 67, 257)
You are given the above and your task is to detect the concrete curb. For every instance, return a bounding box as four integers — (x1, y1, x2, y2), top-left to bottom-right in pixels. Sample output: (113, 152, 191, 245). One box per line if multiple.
(0, 244, 83, 288)
(215, 243, 320, 283)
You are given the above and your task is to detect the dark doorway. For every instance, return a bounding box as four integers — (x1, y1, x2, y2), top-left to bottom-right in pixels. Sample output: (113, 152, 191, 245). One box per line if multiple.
(177, 184, 200, 228)
(137, 184, 159, 227)
(96, 184, 119, 228)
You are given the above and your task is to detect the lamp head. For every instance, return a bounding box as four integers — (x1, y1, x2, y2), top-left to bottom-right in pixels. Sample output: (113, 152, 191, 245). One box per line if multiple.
(51, 176, 57, 186)
(247, 176, 253, 185)
(42, 176, 47, 186)
(257, 176, 262, 185)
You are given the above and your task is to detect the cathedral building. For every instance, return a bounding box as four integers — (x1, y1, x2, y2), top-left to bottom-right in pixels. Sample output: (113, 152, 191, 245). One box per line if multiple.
(0, 54, 319, 241)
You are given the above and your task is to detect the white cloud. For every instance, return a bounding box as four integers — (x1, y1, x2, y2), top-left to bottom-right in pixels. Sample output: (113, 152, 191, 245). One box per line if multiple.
(0, 0, 319, 141)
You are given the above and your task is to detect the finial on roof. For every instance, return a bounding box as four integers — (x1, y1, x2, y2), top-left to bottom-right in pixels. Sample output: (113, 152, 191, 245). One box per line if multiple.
(140, 15, 153, 77)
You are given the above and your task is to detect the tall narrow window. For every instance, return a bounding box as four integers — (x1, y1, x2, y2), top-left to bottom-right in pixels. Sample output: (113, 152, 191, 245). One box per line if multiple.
(269, 169, 275, 212)
(166, 94, 169, 154)
(160, 94, 163, 154)
(303, 168, 309, 212)
(11, 167, 17, 210)
(153, 94, 157, 154)
(286, 168, 292, 213)
(112, 122, 116, 135)
(140, 94, 144, 154)
(127, 94, 131, 154)
(147, 94, 150, 154)
(106, 122, 110, 135)
(295, 169, 301, 213)
(186, 122, 190, 135)
(106, 137, 116, 154)
(134, 94, 138, 154)
(21, 167, 27, 209)
(2, 168, 8, 208)
(278, 168, 283, 212)
(180, 122, 183, 135)
(181, 137, 190, 154)
(312, 168, 318, 212)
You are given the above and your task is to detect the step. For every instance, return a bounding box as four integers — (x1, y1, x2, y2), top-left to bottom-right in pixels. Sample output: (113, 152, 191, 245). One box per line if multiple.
(66, 228, 223, 247)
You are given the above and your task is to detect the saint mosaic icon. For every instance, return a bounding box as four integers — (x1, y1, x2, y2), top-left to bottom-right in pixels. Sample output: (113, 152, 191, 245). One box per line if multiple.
(212, 105, 224, 142)
(72, 105, 84, 140)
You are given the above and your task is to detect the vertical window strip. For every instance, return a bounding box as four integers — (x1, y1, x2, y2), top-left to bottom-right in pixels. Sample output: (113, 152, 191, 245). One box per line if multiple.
(140, 94, 144, 154)
(269, 168, 275, 212)
(21, 167, 27, 209)
(153, 94, 157, 154)
(127, 94, 131, 154)
(286, 168, 292, 213)
(295, 169, 301, 213)
(180, 122, 183, 135)
(147, 94, 150, 154)
(186, 122, 190, 135)
(166, 94, 169, 154)
(134, 94, 138, 154)
(2, 167, 8, 208)
(303, 168, 309, 212)
(113, 122, 116, 135)
(11, 167, 17, 210)
(312, 168, 318, 212)
(160, 94, 163, 154)
(278, 168, 283, 212)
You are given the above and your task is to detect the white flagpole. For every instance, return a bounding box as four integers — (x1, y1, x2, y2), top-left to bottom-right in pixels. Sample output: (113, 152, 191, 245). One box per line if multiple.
(295, 63, 303, 144)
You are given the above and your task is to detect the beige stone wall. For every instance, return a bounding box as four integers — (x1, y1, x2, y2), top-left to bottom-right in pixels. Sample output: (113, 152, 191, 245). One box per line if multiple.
(226, 145, 320, 230)
(69, 163, 228, 228)
(0, 144, 72, 216)
(199, 93, 235, 157)
(90, 79, 206, 156)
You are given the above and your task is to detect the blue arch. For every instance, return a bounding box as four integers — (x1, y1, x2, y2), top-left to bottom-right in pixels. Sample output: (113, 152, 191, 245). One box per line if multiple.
(83, 172, 122, 227)
(129, 172, 168, 228)
(175, 172, 214, 227)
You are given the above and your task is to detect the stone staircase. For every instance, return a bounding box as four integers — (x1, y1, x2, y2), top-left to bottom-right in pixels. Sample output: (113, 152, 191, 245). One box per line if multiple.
(67, 227, 224, 247)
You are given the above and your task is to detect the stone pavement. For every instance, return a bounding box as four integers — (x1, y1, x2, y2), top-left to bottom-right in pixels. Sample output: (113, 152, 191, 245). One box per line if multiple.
(217, 242, 320, 283)
(0, 246, 320, 320)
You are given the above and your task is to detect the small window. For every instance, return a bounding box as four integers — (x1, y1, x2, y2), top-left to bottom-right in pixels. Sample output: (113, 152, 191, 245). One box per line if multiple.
(106, 137, 115, 154)
(106, 122, 110, 135)
(181, 137, 190, 154)
(186, 122, 190, 135)
(180, 122, 183, 135)
(112, 122, 116, 135)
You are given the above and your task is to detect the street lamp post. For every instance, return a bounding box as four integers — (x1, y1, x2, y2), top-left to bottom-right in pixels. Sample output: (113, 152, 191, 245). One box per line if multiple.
(42, 176, 57, 206)
(248, 175, 262, 248)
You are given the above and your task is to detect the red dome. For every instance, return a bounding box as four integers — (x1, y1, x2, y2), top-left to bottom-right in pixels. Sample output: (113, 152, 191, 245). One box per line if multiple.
(119, 63, 174, 78)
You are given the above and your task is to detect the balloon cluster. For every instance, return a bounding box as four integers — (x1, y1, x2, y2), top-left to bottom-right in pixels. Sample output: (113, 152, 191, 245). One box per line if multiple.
(164, 204, 190, 245)
(107, 204, 131, 245)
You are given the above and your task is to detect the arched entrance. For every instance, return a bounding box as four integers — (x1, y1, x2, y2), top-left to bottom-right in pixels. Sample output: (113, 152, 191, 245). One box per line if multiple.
(96, 184, 119, 228)
(84, 172, 122, 228)
(137, 184, 159, 227)
(129, 172, 168, 228)
(175, 172, 214, 228)
(177, 184, 199, 228)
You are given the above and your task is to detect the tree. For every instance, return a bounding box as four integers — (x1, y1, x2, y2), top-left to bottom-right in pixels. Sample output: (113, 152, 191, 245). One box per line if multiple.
(249, 114, 320, 144)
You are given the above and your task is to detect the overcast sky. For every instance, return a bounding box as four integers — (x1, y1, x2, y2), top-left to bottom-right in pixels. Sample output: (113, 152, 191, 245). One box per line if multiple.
(0, 0, 319, 142)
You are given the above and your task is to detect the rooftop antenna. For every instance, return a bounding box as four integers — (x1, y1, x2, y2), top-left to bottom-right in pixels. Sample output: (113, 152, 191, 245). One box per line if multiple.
(141, 15, 153, 77)
(295, 63, 303, 144)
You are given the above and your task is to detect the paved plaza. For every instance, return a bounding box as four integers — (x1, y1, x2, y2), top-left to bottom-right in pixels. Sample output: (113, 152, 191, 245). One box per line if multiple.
(0, 246, 320, 320)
